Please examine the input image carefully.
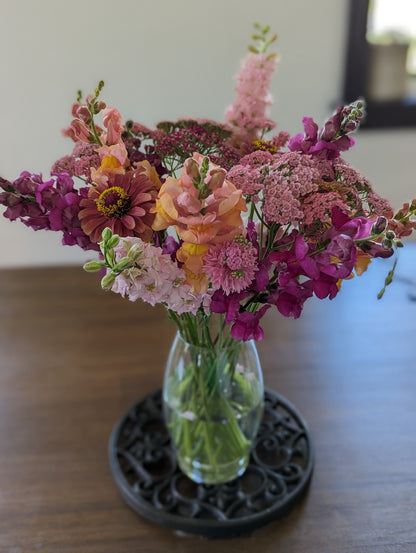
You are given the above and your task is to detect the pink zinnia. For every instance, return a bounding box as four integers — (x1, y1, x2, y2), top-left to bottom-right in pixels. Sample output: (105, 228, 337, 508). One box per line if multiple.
(203, 236, 258, 294)
(78, 165, 158, 243)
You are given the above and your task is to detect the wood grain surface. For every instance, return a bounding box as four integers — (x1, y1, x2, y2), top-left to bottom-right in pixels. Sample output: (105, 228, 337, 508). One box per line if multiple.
(1, 247, 416, 552)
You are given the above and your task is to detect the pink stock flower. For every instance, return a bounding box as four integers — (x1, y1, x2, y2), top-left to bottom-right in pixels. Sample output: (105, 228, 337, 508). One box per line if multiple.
(110, 237, 210, 314)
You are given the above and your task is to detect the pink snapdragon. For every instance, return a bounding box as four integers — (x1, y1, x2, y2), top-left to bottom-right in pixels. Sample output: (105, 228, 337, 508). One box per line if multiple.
(225, 52, 277, 140)
(102, 107, 124, 145)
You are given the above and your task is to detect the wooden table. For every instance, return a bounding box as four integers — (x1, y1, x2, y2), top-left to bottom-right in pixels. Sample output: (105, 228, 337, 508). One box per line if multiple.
(1, 246, 416, 552)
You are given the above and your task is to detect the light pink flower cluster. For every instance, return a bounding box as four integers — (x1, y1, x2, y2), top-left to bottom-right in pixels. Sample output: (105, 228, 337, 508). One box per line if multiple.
(225, 52, 277, 140)
(110, 237, 210, 314)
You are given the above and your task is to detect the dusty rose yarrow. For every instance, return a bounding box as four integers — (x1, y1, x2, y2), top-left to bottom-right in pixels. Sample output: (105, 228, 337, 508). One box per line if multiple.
(203, 236, 258, 294)
(227, 150, 274, 197)
(262, 179, 304, 226)
(301, 191, 349, 228)
(51, 154, 75, 176)
(333, 158, 392, 215)
(269, 152, 321, 197)
(227, 164, 264, 197)
(110, 237, 210, 314)
(52, 142, 100, 182)
(78, 166, 157, 243)
(262, 152, 321, 225)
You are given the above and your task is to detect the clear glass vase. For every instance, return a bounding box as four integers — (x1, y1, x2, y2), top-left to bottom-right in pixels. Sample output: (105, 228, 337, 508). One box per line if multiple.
(162, 332, 264, 484)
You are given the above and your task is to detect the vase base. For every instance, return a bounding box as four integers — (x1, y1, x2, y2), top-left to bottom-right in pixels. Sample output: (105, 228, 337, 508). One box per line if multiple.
(108, 389, 313, 539)
(177, 451, 249, 485)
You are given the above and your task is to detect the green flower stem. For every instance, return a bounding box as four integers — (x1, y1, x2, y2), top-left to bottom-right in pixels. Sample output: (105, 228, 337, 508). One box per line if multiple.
(164, 314, 262, 481)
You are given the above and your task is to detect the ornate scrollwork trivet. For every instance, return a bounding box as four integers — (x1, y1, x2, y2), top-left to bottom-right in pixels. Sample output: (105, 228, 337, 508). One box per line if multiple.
(108, 389, 313, 539)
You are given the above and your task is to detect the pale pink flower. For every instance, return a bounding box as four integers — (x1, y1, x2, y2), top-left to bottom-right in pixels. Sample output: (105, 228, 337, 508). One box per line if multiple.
(110, 237, 210, 314)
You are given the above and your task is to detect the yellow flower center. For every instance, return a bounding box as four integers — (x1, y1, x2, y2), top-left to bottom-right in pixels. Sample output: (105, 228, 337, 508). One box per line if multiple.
(252, 139, 278, 154)
(96, 186, 131, 219)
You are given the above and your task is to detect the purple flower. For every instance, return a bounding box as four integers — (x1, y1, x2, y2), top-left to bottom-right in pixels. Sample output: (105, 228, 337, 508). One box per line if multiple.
(359, 240, 394, 259)
(329, 207, 373, 240)
(210, 290, 249, 324)
(231, 306, 270, 341)
(35, 179, 59, 213)
(268, 280, 313, 318)
(325, 233, 355, 263)
(255, 258, 271, 291)
(49, 187, 98, 251)
(288, 102, 362, 160)
(269, 235, 319, 284)
(0, 171, 98, 251)
(310, 274, 339, 300)
(161, 235, 181, 262)
(0, 173, 51, 230)
(269, 248, 301, 286)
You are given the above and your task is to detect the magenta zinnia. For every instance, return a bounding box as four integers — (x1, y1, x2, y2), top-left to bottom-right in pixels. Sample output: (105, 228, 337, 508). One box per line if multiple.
(78, 164, 159, 242)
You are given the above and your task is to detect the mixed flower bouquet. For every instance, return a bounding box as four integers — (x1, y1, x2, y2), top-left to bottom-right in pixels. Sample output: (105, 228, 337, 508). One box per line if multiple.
(2, 25, 415, 482)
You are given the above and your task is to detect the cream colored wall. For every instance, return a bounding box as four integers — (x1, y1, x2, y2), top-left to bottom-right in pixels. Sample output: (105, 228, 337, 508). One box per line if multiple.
(0, 0, 414, 267)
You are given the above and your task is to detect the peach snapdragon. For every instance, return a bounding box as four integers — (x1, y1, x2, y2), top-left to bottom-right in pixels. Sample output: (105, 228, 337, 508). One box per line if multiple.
(152, 153, 247, 292)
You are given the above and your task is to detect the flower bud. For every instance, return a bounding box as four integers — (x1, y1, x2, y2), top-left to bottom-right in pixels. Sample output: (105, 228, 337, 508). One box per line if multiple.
(107, 235, 120, 249)
(386, 230, 395, 240)
(83, 260, 105, 272)
(371, 216, 387, 235)
(101, 271, 116, 290)
(184, 158, 200, 182)
(115, 256, 133, 271)
(382, 238, 393, 249)
(127, 243, 143, 261)
(94, 101, 106, 113)
(101, 227, 112, 242)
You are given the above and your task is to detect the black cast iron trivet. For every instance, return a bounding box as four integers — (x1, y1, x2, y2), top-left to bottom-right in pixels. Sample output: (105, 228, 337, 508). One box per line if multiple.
(108, 389, 313, 539)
